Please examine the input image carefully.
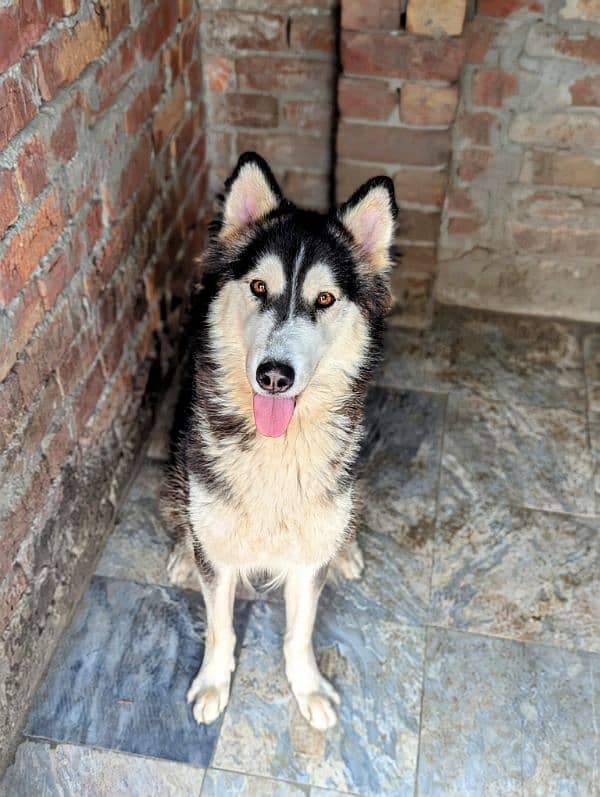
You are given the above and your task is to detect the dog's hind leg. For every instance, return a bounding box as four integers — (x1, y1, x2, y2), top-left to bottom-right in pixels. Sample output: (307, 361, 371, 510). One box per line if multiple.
(284, 565, 340, 731)
(187, 563, 238, 725)
(330, 535, 364, 582)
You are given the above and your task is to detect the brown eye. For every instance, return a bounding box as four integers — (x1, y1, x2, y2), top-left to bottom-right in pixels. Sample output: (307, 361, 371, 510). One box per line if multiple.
(316, 291, 335, 308)
(250, 279, 267, 298)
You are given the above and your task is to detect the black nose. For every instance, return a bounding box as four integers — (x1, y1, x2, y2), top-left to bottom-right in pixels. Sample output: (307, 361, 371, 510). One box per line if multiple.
(256, 360, 295, 393)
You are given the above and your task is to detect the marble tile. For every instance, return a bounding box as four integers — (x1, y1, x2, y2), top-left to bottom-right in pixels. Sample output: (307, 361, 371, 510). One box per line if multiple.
(96, 464, 172, 586)
(0, 741, 203, 797)
(213, 601, 424, 797)
(521, 644, 599, 795)
(440, 391, 596, 515)
(430, 503, 600, 651)
(379, 312, 585, 410)
(25, 576, 251, 767)
(201, 769, 307, 796)
(417, 628, 600, 796)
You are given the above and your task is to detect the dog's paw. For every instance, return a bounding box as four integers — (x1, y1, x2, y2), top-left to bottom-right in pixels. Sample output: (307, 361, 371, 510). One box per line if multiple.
(331, 539, 364, 581)
(294, 676, 340, 731)
(167, 542, 202, 590)
(187, 680, 230, 725)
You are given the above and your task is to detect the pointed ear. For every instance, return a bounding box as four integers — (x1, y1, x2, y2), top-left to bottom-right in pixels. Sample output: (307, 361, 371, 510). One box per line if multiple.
(337, 177, 397, 274)
(219, 152, 282, 238)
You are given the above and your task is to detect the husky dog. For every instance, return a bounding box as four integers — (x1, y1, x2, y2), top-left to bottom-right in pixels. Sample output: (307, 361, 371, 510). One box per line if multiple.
(162, 152, 396, 730)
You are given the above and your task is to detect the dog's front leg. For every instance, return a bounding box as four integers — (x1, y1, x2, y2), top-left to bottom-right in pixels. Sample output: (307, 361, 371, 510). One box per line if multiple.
(187, 564, 237, 724)
(284, 565, 340, 730)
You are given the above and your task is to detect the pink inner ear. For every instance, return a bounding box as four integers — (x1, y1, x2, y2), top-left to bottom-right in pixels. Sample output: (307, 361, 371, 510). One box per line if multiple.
(357, 208, 380, 254)
(241, 194, 257, 225)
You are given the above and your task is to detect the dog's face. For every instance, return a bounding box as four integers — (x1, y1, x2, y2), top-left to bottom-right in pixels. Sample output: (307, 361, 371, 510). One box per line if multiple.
(204, 153, 397, 437)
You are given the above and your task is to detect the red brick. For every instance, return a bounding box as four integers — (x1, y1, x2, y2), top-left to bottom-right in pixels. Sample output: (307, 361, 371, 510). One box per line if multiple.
(342, 31, 466, 82)
(206, 55, 236, 92)
(178, 0, 193, 19)
(214, 93, 278, 128)
(56, 325, 99, 398)
(35, 14, 109, 102)
(124, 79, 162, 136)
(15, 302, 75, 401)
(338, 77, 396, 121)
(570, 76, 600, 107)
(282, 100, 331, 132)
(15, 136, 48, 203)
(89, 205, 136, 292)
(283, 171, 330, 211)
(336, 162, 386, 201)
(237, 56, 335, 96)
(0, 193, 64, 305)
(0, 565, 28, 637)
(152, 81, 186, 151)
(44, 0, 80, 16)
(472, 68, 518, 107)
(0, 170, 19, 238)
(478, 0, 543, 14)
(43, 414, 75, 479)
(187, 60, 203, 97)
(290, 15, 335, 53)
(448, 217, 481, 235)
(511, 222, 600, 258)
(510, 113, 600, 149)
(446, 186, 475, 214)
(397, 209, 441, 243)
(0, 282, 44, 382)
(237, 132, 331, 170)
(0, 0, 45, 73)
(119, 133, 154, 207)
(342, 0, 402, 30)
(406, 0, 468, 37)
(337, 122, 451, 167)
(0, 73, 37, 149)
(457, 149, 492, 181)
(397, 245, 437, 275)
(205, 10, 286, 51)
(21, 376, 62, 458)
(464, 17, 498, 64)
(97, 0, 130, 39)
(179, 14, 200, 68)
(456, 111, 498, 146)
(88, 37, 136, 122)
(400, 84, 458, 125)
(520, 150, 600, 189)
(393, 169, 448, 207)
(74, 361, 105, 435)
(137, 0, 179, 59)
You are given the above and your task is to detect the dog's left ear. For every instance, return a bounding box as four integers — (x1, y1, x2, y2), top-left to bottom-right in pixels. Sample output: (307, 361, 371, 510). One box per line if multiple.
(337, 177, 397, 274)
(219, 152, 283, 238)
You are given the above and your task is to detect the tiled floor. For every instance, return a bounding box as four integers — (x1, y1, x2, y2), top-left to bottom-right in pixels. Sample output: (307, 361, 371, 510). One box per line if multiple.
(2, 309, 599, 796)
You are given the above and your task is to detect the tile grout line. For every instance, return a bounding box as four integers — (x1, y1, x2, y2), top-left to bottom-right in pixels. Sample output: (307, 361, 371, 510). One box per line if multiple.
(204, 765, 362, 796)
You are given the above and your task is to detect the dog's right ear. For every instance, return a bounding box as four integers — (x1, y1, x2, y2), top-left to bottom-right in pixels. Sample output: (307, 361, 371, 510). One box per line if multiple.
(218, 152, 283, 239)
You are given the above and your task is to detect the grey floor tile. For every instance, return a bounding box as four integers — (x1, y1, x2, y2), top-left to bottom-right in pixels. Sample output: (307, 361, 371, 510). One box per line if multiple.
(0, 740, 203, 797)
(201, 769, 307, 796)
(379, 312, 585, 410)
(417, 629, 600, 796)
(25, 576, 251, 767)
(213, 601, 424, 797)
(417, 629, 525, 797)
(430, 503, 600, 651)
(521, 644, 599, 795)
(96, 464, 172, 587)
(440, 392, 596, 515)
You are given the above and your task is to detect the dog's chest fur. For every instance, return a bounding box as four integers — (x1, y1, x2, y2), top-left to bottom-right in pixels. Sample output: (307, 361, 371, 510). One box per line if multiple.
(187, 410, 359, 571)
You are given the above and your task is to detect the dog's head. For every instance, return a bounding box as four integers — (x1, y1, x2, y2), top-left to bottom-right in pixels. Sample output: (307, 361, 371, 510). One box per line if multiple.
(202, 152, 397, 438)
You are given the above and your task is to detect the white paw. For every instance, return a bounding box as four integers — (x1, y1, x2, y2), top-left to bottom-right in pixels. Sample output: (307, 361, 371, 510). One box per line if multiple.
(187, 679, 230, 725)
(331, 539, 364, 581)
(167, 542, 202, 590)
(294, 676, 340, 731)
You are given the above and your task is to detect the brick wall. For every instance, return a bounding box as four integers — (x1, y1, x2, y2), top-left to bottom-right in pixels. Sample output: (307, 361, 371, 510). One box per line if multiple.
(0, 0, 207, 765)
(335, 0, 471, 327)
(436, 0, 600, 323)
(201, 0, 338, 212)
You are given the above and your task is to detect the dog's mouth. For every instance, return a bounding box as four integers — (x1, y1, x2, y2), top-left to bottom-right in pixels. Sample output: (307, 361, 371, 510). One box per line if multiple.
(252, 393, 296, 438)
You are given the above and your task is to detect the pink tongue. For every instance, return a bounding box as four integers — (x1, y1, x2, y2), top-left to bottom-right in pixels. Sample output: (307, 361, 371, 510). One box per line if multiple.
(253, 394, 295, 437)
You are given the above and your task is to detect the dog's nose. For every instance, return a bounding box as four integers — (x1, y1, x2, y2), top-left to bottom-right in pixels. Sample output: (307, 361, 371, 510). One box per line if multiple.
(256, 360, 295, 393)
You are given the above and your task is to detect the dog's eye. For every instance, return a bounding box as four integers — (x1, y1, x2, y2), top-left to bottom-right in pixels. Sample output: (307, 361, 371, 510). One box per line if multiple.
(315, 291, 335, 309)
(250, 279, 267, 298)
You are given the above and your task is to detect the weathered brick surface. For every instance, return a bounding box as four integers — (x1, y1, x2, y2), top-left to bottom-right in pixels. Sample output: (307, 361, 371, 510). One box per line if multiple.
(406, 0, 468, 37)
(0, 0, 207, 772)
(202, 0, 338, 211)
(438, 0, 600, 323)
